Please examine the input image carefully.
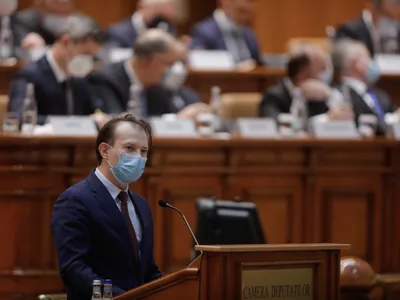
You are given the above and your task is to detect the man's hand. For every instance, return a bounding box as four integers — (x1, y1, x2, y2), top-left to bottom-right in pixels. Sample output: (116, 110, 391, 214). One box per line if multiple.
(21, 33, 45, 50)
(299, 79, 331, 100)
(327, 105, 354, 121)
(177, 103, 212, 119)
(236, 59, 256, 72)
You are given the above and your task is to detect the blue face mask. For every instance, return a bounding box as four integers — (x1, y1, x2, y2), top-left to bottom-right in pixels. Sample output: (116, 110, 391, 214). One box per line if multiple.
(318, 68, 333, 85)
(108, 148, 147, 184)
(365, 61, 381, 84)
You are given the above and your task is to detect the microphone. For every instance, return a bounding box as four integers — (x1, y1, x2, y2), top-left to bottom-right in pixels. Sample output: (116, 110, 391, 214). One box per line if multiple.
(158, 200, 201, 248)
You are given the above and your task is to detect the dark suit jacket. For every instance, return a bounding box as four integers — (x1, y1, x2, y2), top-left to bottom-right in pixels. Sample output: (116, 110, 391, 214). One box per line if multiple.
(190, 17, 262, 64)
(338, 83, 396, 134)
(14, 9, 57, 45)
(8, 55, 101, 125)
(107, 18, 176, 48)
(52, 171, 161, 300)
(335, 16, 400, 57)
(259, 80, 329, 118)
(87, 61, 199, 115)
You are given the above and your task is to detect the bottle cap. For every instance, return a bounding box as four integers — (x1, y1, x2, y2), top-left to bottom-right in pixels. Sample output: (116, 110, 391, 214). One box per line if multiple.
(93, 279, 101, 285)
(105, 279, 112, 284)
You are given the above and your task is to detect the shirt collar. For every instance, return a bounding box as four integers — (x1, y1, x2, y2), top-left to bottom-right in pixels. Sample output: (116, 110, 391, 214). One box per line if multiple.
(46, 49, 68, 83)
(342, 76, 368, 95)
(94, 167, 128, 200)
(131, 12, 147, 36)
(213, 9, 241, 33)
(362, 9, 374, 30)
(282, 77, 301, 99)
(124, 59, 143, 88)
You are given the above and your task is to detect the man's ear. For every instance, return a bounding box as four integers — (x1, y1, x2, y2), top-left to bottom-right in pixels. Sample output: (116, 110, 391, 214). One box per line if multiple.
(98, 143, 110, 161)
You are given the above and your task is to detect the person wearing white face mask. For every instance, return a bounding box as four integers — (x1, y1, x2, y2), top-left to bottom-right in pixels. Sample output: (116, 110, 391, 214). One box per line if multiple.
(8, 14, 105, 125)
(336, 0, 400, 56)
(88, 29, 210, 119)
(16, 0, 95, 54)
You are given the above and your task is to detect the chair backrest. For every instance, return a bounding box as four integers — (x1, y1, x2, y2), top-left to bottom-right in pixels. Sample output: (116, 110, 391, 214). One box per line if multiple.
(220, 93, 262, 119)
(0, 95, 8, 129)
(286, 37, 331, 53)
(38, 294, 67, 300)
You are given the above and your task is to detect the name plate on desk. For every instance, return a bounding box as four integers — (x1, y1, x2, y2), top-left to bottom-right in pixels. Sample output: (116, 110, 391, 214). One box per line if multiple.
(312, 120, 360, 139)
(242, 268, 313, 300)
(150, 118, 197, 137)
(236, 118, 278, 138)
(48, 116, 98, 136)
(392, 123, 400, 139)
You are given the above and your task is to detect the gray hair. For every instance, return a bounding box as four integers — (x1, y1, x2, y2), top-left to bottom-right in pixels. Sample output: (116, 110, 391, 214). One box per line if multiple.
(332, 38, 366, 76)
(133, 29, 175, 58)
(57, 13, 104, 43)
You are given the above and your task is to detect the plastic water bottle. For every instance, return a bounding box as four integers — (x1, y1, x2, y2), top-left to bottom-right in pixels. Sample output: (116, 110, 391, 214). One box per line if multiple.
(21, 83, 38, 134)
(103, 279, 113, 300)
(0, 16, 13, 59)
(210, 86, 222, 131)
(291, 89, 307, 132)
(91, 280, 102, 299)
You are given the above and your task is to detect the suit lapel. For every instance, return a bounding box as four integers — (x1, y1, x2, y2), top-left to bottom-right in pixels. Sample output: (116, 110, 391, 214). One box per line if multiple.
(87, 171, 138, 265)
(211, 18, 228, 50)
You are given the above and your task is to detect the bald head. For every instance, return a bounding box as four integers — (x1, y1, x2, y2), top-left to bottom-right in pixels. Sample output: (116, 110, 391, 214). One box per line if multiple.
(289, 44, 330, 80)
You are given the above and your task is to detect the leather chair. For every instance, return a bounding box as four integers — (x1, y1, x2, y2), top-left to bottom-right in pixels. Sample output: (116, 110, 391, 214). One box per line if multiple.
(219, 93, 262, 119)
(286, 37, 331, 53)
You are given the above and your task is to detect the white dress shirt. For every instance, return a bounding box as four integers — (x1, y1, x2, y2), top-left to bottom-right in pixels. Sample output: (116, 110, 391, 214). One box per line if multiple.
(94, 168, 142, 244)
(213, 9, 251, 63)
(46, 49, 68, 83)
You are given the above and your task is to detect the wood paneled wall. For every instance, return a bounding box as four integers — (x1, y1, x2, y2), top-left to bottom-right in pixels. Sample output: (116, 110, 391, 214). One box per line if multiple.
(16, 0, 371, 53)
(253, 0, 367, 53)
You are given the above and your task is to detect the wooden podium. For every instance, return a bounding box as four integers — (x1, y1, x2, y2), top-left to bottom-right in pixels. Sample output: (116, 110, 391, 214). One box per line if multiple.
(115, 243, 350, 300)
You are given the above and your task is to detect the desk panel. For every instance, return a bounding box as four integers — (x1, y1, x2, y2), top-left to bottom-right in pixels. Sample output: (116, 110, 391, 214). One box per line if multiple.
(0, 136, 398, 299)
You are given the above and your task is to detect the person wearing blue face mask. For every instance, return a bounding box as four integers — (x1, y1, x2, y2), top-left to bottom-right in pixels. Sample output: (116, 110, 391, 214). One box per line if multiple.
(52, 114, 162, 300)
(259, 44, 351, 121)
(332, 39, 400, 133)
(336, 0, 400, 56)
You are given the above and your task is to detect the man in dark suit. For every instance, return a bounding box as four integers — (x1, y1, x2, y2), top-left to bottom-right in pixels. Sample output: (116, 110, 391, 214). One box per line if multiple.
(331, 39, 399, 132)
(335, 0, 400, 56)
(15, 0, 74, 49)
(190, 0, 261, 69)
(88, 29, 209, 119)
(52, 114, 161, 299)
(259, 45, 348, 120)
(107, 0, 177, 48)
(8, 14, 103, 125)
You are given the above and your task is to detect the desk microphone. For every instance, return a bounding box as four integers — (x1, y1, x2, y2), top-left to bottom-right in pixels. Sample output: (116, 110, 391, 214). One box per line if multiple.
(158, 200, 201, 248)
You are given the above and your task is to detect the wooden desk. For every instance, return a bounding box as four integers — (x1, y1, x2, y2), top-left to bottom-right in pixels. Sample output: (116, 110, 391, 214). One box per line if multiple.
(0, 136, 399, 299)
(2, 63, 400, 106)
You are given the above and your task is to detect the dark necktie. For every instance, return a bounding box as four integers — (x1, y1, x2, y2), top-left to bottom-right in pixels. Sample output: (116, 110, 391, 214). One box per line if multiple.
(61, 80, 74, 115)
(367, 89, 385, 120)
(118, 191, 140, 264)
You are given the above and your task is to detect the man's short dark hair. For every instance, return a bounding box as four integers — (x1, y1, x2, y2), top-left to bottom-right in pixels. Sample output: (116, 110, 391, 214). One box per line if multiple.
(133, 30, 172, 58)
(95, 115, 153, 165)
(56, 13, 105, 43)
(287, 54, 311, 80)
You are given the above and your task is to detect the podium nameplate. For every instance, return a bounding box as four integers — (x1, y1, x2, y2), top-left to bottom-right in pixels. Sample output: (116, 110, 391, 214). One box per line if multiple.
(242, 267, 313, 300)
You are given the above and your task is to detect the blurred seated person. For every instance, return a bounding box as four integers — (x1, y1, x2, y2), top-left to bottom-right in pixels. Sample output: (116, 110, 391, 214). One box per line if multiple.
(0, 0, 25, 59)
(190, 0, 261, 70)
(330, 39, 399, 130)
(335, 0, 400, 56)
(259, 45, 351, 121)
(88, 29, 209, 119)
(16, 0, 86, 52)
(8, 14, 104, 125)
(107, 0, 177, 48)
